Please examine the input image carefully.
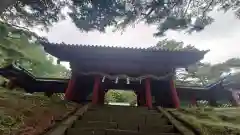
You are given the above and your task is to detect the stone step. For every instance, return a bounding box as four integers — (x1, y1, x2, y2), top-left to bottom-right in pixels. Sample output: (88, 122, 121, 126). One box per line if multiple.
(117, 123, 139, 130)
(105, 129, 140, 135)
(72, 121, 117, 129)
(66, 128, 180, 135)
(85, 110, 163, 116)
(82, 114, 146, 123)
(138, 125, 174, 133)
(116, 118, 170, 130)
(71, 122, 174, 132)
(144, 112, 164, 117)
(145, 118, 169, 125)
(74, 119, 170, 131)
(145, 116, 166, 124)
(85, 111, 150, 116)
(105, 129, 180, 135)
(66, 128, 105, 135)
(98, 105, 147, 110)
(83, 113, 143, 118)
(112, 116, 145, 124)
(82, 114, 112, 121)
(80, 112, 169, 126)
(88, 107, 149, 113)
(65, 106, 183, 135)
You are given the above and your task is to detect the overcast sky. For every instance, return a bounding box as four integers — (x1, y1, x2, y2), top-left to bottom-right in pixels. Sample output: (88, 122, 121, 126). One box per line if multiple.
(39, 10, 240, 65)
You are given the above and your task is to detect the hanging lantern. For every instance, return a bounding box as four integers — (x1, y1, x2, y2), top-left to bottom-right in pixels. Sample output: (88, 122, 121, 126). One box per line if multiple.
(102, 76, 106, 82)
(115, 77, 119, 84)
(57, 59, 60, 64)
(127, 77, 130, 84)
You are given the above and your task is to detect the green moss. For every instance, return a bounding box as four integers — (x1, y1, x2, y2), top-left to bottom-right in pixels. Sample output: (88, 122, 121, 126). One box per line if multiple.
(172, 107, 240, 135)
(0, 87, 77, 134)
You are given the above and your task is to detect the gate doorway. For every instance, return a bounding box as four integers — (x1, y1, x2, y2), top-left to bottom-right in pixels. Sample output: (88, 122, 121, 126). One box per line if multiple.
(105, 89, 137, 106)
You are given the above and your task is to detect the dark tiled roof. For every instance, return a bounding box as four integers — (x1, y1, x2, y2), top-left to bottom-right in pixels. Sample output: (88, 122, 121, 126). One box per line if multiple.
(39, 40, 208, 76)
(39, 40, 209, 53)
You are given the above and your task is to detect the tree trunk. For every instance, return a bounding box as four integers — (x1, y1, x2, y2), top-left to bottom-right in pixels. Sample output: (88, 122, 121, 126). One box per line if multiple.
(0, 0, 17, 14)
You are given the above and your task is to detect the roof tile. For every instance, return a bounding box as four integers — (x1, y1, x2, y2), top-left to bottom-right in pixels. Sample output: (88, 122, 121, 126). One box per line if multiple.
(39, 40, 209, 53)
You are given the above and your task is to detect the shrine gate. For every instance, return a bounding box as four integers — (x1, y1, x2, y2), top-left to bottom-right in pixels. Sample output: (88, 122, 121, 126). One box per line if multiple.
(40, 40, 207, 108)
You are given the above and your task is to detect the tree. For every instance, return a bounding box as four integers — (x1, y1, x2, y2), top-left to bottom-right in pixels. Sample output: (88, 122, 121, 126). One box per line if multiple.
(105, 90, 125, 103)
(1, 0, 240, 36)
(177, 63, 211, 86)
(0, 0, 66, 29)
(0, 21, 69, 78)
(19, 55, 69, 78)
(69, 0, 240, 36)
(151, 39, 209, 86)
(0, 22, 43, 66)
(178, 58, 240, 86)
(0, 0, 16, 14)
(151, 39, 240, 86)
(219, 58, 240, 86)
(150, 39, 198, 50)
(105, 90, 136, 103)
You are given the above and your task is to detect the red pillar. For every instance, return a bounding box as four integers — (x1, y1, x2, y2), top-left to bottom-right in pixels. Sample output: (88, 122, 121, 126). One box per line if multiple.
(98, 86, 105, 105)
(145, 78, 152, 109)
(170, 79, 180, 108)
(138, 89, 145, 106)
(191, 94, 197, 106)
(92, 76, 100, 104)
(65, 75, 76, 101)
(136, 91, 140, 106)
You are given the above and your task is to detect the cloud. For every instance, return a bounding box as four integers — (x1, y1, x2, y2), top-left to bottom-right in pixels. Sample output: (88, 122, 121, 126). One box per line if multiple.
(47, 20, 159, 48)
(165, 10, 240, 64)
(45, 10, 240, 64)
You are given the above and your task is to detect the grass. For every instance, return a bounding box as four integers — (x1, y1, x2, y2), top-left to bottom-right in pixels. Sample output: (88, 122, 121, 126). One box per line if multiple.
(0, 88, 78, 135)
(170, 107, 240, 135)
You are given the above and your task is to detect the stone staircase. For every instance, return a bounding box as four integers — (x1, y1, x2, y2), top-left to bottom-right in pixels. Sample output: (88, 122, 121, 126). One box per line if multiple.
(66, 105, 181, 135)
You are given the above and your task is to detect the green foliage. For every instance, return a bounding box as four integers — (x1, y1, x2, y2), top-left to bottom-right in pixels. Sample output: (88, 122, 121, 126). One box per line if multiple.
(105, 90, 136, 103)
(152, 39, 240, 86)
(19, 56, 69, 78)
(0, 22, 42, 65)
(173, 108, 240, 135)
(111, 91, 127, 102)
(0, 21, 69, 78)
(150, 39, 199, 51)
(0, 88, 77, 134)
(179, 59, 240, 86)
(1, 0, 66, 30)
(1, 0, 240, 36)
(68, 0, 240, 36)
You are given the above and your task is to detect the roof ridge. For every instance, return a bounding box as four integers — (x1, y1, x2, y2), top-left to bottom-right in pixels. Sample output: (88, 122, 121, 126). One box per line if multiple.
(39, 40, 209, 53)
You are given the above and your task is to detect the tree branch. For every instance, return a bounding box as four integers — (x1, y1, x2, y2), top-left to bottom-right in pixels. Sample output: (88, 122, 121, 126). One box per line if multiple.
(183, 0, 193, 17)
(3, 22, 44, 40)
(202, 0, 214, 16)
(0, 0, 17, 15)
